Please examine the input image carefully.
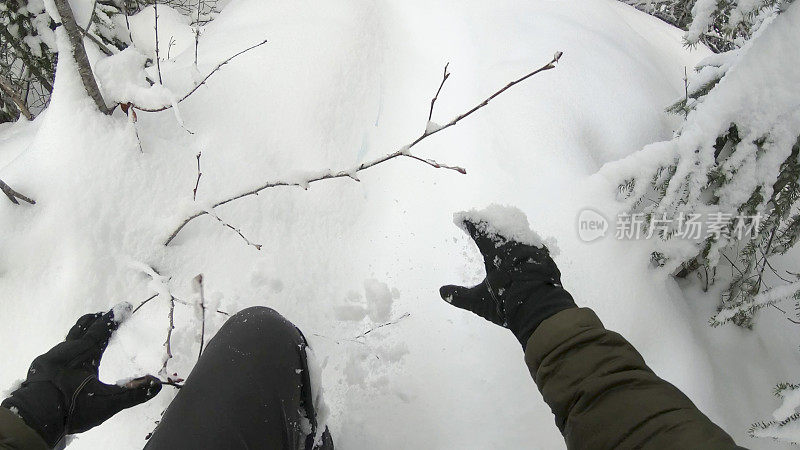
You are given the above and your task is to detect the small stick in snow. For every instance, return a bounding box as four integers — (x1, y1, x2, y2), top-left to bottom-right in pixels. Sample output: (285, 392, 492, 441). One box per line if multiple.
(164, 51, 563, 245)
(160, 295, 176, 376)
(167, 36, 176, 60)
(120, 103, 144, 153)
(683, 66, 689, 119)
(170, 295, 230, 315)
(193, 152, 202, 201)
(131, 39, 269, 113)
(0, 179, 35, 205)
(132, 293, 159, 314)
(160, 379, 184, 389)
(353, 312, 410, 340)
(195, 274, 206, 360)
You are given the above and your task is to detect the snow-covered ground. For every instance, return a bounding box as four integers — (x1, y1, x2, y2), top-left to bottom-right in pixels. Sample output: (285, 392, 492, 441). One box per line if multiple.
(1, 0, 795, 448)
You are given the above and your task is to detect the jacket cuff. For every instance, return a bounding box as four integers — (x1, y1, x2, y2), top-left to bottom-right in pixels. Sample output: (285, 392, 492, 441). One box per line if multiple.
(0, 407, 49, 450)
(512, 286, 577, 348)
(523, 307, 603, 370)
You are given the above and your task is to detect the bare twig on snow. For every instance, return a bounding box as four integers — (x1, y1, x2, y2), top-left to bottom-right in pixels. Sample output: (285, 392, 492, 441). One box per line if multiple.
(0, 179, 35, 205)
(132, 293, 159, 314)
(194, 274, 206, 360)
(207, 210, 262, 250)
(353, 312, 410, 340)
(160, 294, 176, 376)
(164, 51, 563, 245)
(131, 39, 269, 113)
(193, 152, 202, 200)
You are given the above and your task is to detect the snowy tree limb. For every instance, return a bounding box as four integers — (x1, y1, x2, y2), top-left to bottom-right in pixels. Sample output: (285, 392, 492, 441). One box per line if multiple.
(53, 0, 111, 114)
(131, 39, 269, 113)
(163, 51, 563, 245)
(0, 178, 35, 205)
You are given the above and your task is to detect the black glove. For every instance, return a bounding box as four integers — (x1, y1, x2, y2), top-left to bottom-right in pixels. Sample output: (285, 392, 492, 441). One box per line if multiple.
(440, 218, 577, 348)
(2, 307, 162, 447)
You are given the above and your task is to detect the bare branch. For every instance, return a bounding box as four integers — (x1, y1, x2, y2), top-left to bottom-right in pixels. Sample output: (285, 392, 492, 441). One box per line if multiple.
(207, 210, 262, 250)
(120, 104, 144, 152)
(424, 51, 563, 140)
(132, 39, 269, 113)
(194, 274, 206, 360)
(84, 0, 98, 34)
(167, 37, 176, 60)
(154, 0, 163, 84)
(132, 293, 159, 314)
(160, 294, 176, 376)
(353, 312, 410, 340)
(160, 379, 184, 389)
(53, 0, 110, 114)
(194, 0, 202, 67)
(164, 52, 563, 245)
(0, 179, 36, 205)
(193, 152, 202, 201)
(0, 75, 33, 120)
(428, 62, 449, 122)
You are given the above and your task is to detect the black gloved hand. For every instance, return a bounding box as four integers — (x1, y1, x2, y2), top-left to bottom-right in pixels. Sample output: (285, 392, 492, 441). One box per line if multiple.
(440, 218, 577, 348)
(2, 306, 162, 447)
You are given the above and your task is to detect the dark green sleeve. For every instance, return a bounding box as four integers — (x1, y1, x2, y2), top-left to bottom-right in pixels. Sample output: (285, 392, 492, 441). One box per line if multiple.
(0, 408, 48, 450)
(524, 307, 746, 450)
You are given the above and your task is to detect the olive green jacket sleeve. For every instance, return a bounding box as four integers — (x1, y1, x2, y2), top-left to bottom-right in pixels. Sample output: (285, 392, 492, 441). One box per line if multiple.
(0, 408, 48, 450)
(524, 307, 746, 450)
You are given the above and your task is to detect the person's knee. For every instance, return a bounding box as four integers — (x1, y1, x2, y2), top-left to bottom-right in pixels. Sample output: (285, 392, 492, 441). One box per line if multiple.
(223, 306, 303, 345)
(233, 306, 282, 323)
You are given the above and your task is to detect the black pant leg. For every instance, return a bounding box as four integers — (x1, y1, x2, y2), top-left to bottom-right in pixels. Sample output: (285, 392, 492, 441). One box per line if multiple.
(145, 306, 332, 450)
